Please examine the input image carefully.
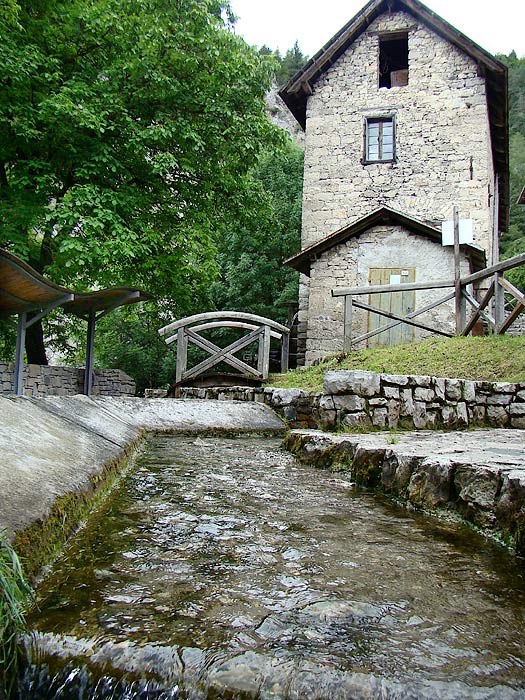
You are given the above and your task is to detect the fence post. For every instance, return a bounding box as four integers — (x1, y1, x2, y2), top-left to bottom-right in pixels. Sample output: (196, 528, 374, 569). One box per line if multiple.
(453, 206, 463, 333)
(260, 325, 271, 380)
(343, 295, 353, 352)
(494, 272, 505, 331)
(280, 332, 289, 374)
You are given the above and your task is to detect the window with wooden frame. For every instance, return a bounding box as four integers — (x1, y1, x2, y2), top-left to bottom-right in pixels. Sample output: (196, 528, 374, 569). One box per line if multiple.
(364, 117, 395, 163)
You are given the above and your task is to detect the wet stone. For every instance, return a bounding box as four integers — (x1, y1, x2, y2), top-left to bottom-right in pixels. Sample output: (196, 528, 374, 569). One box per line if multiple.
(25, 435, 525, 700)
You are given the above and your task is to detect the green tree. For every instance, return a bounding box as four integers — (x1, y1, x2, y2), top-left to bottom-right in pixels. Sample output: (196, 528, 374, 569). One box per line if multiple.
(211, 139, 303, 323)
(0, 0, 279, 362)
(498, 53, 525, 290)
(276, 41, 308, 86)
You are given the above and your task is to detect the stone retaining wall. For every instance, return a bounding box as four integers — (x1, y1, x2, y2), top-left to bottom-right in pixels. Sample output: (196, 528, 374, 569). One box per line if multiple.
(284, 429, 525, 554)
(0, 362, 135, 397)
(176, 369, 525, 431)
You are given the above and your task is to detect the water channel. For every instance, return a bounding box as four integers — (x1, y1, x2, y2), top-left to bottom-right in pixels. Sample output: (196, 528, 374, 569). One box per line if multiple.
(21, 435, 525, 699)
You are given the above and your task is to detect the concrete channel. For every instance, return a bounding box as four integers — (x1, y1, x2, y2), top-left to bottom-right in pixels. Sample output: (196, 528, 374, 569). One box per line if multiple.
(1, 393, 525, 573)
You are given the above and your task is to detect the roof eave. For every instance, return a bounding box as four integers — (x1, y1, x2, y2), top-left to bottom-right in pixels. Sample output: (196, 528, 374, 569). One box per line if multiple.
(283, 206, 486, 276)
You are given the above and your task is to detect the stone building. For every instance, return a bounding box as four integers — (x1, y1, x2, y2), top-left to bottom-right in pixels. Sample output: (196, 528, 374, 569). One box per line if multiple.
(279, 0, 508, 365)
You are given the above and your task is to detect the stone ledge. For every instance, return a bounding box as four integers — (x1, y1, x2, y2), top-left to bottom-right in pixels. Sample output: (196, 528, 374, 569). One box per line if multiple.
(177, 369, 525, 432)
(284, 428, 525, 554)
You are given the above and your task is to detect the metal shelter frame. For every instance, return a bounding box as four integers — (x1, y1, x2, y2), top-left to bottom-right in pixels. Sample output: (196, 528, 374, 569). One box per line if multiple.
(0, 249, 151, 395)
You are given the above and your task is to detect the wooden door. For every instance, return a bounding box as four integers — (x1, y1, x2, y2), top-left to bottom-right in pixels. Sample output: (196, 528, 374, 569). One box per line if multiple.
(367, 268, 416, 347)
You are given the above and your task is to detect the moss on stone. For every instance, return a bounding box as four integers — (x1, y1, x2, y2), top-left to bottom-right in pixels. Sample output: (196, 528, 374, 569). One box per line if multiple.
(13, 437, 143, 583)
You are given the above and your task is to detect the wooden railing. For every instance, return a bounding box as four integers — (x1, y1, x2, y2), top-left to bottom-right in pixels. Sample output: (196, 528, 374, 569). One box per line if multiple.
(332, 253, 525, 351)
(158, 311, 290, 384)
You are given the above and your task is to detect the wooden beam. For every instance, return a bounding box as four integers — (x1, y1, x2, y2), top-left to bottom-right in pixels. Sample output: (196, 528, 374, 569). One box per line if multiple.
(343, 295, 353, 352)
(498, 276, 525, 305)
(351, 299, 454, 337)
(453, 206, 463, 333)
(333, 253, 524, 300)
(332, 278, 455, 297)
(185, 328, 260, 378)
(462, 286, 495, 330)
(175, 327, 187, 384)
(159, 311, 289, 337)
(183, 327, 263, 380)
(349, 290, 456, 346)
(461, 281, 495, 336)
(461, 253, 525, 285)
(498, 302, 524, 335)
(189, 321, 282, 340)
(260, 325, 271, 381)
(280, 332, 290, 374)
(497, 276, 525, 335)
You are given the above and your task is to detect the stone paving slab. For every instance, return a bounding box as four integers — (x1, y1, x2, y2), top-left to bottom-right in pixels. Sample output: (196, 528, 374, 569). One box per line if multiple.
(90, 397, 286, 433)
(285, 428, 525, 554)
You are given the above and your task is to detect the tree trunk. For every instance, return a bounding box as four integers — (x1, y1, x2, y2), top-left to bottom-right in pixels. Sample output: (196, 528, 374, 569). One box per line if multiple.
(25, 317, 48, 365)
(24, 237, 55, 365)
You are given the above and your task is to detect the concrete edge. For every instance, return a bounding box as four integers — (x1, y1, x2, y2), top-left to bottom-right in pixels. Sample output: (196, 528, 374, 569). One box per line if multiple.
(1, 397, 286, 579)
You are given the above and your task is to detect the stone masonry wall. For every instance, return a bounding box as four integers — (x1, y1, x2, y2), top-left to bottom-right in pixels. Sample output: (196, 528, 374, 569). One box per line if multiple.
(305, 224, 472, 363)
(176, 369, 525, 432)
(302, 10, 495, 252)
(297, 8, 497, 366)
(0, 363, 135, 397)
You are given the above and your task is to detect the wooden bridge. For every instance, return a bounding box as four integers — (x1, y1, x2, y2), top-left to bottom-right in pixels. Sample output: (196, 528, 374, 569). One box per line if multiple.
(158, 311, 290, 385)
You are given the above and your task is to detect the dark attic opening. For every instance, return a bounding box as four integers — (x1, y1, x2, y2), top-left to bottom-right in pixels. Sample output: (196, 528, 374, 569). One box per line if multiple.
(379, 33, 409, 88)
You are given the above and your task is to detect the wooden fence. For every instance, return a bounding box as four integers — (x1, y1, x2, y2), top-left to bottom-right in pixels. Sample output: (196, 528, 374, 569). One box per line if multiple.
(332, 252, 525, 351)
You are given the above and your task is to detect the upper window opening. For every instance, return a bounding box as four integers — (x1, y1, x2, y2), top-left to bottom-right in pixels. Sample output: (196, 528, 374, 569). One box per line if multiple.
(379, 34, 408, 88)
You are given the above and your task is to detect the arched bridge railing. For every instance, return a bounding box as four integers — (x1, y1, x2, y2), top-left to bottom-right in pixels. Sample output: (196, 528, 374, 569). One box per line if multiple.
(158, 311, 290, 384)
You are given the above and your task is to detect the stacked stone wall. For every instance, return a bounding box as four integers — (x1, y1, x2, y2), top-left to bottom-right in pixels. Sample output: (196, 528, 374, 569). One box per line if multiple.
(0, 363, 135, 397)
(302, 10, 494, 250)
(304, 225, 472, 363)
(297, 8, 497, 365)
(176, 370, 525, 432)
(506, 313, 525, 337)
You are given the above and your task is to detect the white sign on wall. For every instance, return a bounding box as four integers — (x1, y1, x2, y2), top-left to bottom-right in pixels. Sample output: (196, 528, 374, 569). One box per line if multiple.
(441, 219, 474, 246)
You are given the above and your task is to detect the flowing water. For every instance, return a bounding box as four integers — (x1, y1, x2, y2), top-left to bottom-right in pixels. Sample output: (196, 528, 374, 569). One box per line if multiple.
(21, 435, 525, 699)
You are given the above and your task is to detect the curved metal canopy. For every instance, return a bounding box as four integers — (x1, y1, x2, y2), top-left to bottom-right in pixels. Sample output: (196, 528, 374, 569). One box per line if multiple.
(0, 249, 151, 319)
(0, 248, 152, 395)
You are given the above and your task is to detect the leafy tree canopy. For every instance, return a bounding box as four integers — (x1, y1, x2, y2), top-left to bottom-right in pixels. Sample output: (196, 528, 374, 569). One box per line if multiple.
(498, 52, 525, 290)
(211, 139, 303, 323)
(0, 0, 281, 360)
(258, 41, 309, 87)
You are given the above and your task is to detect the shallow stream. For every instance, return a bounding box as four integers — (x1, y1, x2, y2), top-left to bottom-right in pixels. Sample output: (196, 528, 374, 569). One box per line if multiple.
(21, 435, 525, 699)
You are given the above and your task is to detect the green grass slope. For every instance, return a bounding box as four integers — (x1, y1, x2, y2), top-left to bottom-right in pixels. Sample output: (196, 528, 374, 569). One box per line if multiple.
(269, 336, 525, 392)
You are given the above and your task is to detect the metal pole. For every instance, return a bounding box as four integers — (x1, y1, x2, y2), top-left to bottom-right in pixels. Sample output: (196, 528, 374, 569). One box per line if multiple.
(14, 312, 26, 396)
(84, 309, 96, 395)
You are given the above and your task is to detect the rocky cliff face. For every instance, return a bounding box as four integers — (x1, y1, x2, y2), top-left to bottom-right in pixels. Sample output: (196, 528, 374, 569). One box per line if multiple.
(265, 82, 304, 145)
